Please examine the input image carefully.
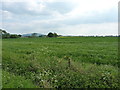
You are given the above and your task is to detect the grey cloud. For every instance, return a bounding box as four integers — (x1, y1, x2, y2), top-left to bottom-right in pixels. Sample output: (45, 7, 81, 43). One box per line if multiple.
(45, 2, 74, 14)
(2, 1, 74, 16)
(2, 2, 51, 16)
(61, 8, 117, 25)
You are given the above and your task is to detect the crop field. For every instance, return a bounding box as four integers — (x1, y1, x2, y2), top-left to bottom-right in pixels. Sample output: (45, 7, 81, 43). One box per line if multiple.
(2, 37, 119, 88)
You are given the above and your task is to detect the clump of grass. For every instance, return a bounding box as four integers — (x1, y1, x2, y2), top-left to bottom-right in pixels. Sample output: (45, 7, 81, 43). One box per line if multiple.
(2, 71, 38, 88)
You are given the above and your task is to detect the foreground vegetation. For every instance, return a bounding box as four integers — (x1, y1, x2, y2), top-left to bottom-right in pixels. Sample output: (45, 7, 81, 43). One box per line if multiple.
(2, 37, 119, 88)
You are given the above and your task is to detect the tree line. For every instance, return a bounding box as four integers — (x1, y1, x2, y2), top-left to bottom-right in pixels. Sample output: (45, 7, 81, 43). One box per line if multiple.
(0, 29, 59, 39)
(0, 29, 21, 38)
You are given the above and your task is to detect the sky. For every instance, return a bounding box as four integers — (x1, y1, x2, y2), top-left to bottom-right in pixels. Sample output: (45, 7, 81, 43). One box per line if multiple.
(0, 0, 119, 36)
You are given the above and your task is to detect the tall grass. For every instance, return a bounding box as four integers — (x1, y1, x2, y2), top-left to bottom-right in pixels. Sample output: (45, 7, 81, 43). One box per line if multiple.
(2, 37, 119, 88)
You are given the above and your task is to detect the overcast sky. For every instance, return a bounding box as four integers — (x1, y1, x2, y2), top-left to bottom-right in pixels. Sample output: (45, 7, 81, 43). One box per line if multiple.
(0, 0, 119, 36)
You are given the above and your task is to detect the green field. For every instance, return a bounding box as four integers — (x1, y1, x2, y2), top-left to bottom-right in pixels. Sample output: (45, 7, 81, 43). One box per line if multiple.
(2, 37, 119, 88)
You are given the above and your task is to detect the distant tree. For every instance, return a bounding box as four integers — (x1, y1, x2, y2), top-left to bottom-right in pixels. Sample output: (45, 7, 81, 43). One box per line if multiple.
(10, 34, 20, 38)
(53, 33, 58, 37)
(0, 29, 21, 39)
(18, 34, 22, 37)
(0, 29, 7, 34)
(39, 35, 43, 37)
(47, 32, 58, 37)
(47, 32, 54, 37)
(0, 29, 10, 38)
(39, 35, 45, 37)
(2, 33, 10, 38)
(32, 33, 37, 37)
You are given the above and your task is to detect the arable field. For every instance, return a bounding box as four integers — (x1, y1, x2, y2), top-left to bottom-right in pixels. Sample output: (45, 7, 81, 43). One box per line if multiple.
(2, 37, 119, 88)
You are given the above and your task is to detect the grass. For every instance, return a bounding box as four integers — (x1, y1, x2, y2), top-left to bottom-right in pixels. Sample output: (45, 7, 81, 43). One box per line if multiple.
(2, 36, 119, 88)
